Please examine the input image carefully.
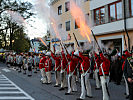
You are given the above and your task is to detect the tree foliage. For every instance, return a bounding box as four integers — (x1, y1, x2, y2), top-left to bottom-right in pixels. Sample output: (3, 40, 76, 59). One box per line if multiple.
(13, 28, 31, 53)
(0, 0, 34, 50)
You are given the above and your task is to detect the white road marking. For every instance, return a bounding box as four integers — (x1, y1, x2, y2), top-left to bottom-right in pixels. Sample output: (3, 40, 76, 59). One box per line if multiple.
(0, 74, 35, 100)
(0, 79, 8, 81)
(2, 68, 11, 72)
(0, 97, 31, 99)
(0, 87, 17, 89)
(0, 91, 23, 94)
(0, 84, 14, 86)
(0, 81, 10, 83)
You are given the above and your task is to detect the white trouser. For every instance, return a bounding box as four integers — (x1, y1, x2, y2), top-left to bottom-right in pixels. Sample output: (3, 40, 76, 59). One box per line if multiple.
(67, 75, 77, 93)
(61, 71, 67, 88)
(55, 71, 60, 85)
(100, 76, 109, 100)
(80, 73, 92, 99)
(123, 74, 129, 95)
(46, 72, 51, 83)
(94, 70, 100, 88)
(76, 69, 79, 82)
(40, 68, 47, 83)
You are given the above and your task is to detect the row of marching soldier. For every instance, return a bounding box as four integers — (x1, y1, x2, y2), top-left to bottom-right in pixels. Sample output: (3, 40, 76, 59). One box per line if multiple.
(4, 47, 133, 100)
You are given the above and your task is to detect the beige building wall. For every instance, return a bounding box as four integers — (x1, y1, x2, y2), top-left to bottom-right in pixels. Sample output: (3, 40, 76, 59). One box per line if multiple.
(50, 0, 90, 50)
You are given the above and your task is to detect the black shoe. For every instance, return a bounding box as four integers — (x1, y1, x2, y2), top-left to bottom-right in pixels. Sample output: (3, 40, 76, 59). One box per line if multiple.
(28, 75, 32, 77)
(54, 85, 59, 87)
(59, 88, 65, 91)
(95, 87, 101, 90)
(65, 87, 68, 89)
(45, 83, 51, 85)
(126, 95, 129, 99)
(34, 71, 37, 73)
(76, 98, 83, 100)
(86, 96, 93, 98)
(65, 93, 71, 95)
(23, 73, 26, 74)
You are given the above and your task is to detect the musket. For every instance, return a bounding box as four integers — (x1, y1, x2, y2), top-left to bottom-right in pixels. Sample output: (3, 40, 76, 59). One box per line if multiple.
(91, 30, 102, 52)
(73, 33, 80, 47)
(60, 42, 69, 55)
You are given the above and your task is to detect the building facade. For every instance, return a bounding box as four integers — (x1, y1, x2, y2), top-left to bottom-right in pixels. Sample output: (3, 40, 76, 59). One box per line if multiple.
(49, 0, 133, 53)
(90, 0, 133, 53)
(49, 0, 91, 50)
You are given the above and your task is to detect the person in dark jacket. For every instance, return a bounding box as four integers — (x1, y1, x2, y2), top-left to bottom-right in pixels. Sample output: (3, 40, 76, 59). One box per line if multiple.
(124, 54, 133, 100)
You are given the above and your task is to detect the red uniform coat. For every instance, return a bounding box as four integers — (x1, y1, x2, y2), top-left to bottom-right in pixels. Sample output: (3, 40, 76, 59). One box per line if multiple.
(67, 54, 79, 75)
(94, 53, 101, 71)
(79, 52, 90, 74)
(45, 58, 52, 72)
(51, 52, 61, 71)
(99, 53, 110, 76)
(122, 51, 131, 71)
(61, 51, 68, 71)
(122, 55, 127, 71)
(39, 56, 46, 69)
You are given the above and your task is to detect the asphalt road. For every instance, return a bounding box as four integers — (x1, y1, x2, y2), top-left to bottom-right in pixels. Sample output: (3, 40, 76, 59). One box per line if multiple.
(0, 63, 127, 100)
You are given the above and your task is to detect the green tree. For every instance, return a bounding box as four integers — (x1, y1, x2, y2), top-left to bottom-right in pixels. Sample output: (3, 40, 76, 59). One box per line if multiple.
(12, 28, 31, 53)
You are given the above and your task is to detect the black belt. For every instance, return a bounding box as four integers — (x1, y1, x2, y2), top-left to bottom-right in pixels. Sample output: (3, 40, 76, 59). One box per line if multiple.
(100, 74, 109, 76)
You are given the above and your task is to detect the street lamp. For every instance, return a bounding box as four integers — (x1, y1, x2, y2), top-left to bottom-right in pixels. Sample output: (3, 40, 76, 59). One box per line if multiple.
(12, 40, 14, 43)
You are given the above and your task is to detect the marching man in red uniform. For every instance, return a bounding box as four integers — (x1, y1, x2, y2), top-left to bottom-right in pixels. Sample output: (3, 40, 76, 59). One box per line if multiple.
(77, 51, 93, 100)
(65, 51, 79, 95)
(59, 50, 68, 91)
(99, 52, 110, 100)
(45, 52, 52, 84)
(51, 51, 61, 87)
(39, 54, 46, 84)
(94, 52, 101, 90)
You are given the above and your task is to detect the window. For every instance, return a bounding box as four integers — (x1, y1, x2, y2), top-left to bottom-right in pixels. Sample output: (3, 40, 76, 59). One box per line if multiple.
(129, 0, 133, 16)
(94, 7, 105, 25)
(58, 5, 62, 15)
(65, 1, 70, 12)
(75, 18, 80, 29)
(58, 24, 62, 29)
(66, 21, 70, 31)
(109, 1, 122, 22)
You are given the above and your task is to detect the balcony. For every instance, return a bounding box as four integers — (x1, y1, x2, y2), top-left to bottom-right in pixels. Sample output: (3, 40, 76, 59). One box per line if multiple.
(92, 17, 133, 35)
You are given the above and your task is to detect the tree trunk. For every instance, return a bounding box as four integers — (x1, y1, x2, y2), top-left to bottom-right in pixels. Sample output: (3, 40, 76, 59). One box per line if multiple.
(4, 29, 7, 49)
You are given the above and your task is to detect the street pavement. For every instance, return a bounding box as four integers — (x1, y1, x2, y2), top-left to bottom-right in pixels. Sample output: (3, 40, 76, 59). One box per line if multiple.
(0, 63, 127, 100)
